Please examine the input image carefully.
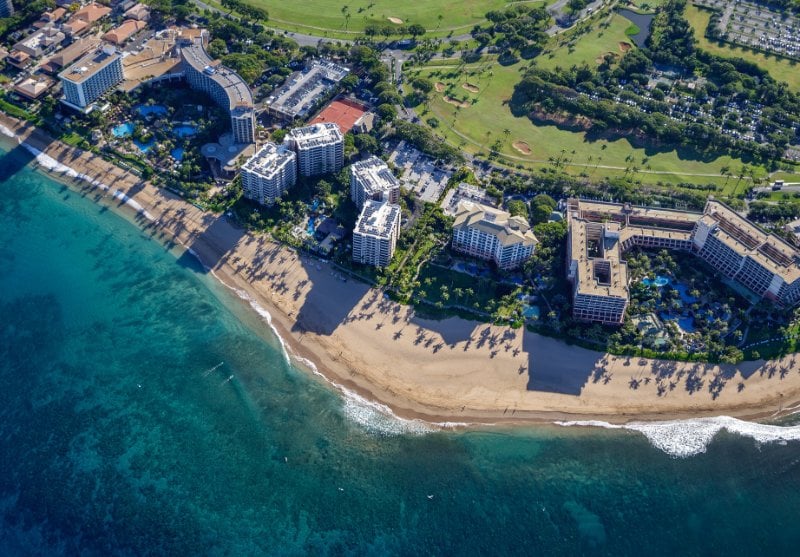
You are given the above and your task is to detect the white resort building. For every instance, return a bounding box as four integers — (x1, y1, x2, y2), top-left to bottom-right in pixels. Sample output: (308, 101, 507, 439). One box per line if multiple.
(58, 45, 123, 109)
(180, 31, 255, 145)
(352, 200, 401, 268)
(240, 143, 297, 206)
(565, 198, 800, 325)
(451, 200, 538, 270)
(284, 123, 344, 177)
(350, 156, 400, 209)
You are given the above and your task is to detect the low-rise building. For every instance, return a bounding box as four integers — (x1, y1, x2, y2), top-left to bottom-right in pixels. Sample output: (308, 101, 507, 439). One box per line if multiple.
(14, 75, 56, 99)
(284, 122, 344, 177)
(452, 200, 538, 270)
(240, 142, 297, 206)
(352, 200, 401, 268)
(350, 156, 400, 209)
(103, 19, 147, 45)
(59, 46, 123, 109)
(41, 37, 101, 74)
(265, 60, 349, 122)
(123, 2, 150, 21)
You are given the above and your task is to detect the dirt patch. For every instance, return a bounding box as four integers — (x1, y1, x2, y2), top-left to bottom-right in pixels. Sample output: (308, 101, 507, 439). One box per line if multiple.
(528, 108, 593, 131)
(434, 81, 446, 93)
(387, 17, 403, 24)
(443, 96, 471, 108)
(618, 41, 632, 53)
(462, 82, 480, 93)
(512, 141, 531, 155)
(595, 51, 620, 64)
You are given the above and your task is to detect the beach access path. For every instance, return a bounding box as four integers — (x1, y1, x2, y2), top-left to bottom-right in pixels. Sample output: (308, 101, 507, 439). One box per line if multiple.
(4, 110, 800, 425)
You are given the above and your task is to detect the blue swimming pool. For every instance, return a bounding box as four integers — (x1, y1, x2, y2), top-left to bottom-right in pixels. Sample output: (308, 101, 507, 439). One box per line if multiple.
(170, 147, 184, 161)
(172, 125, 197, 138)
(111, 122, 135, 138)
(642, 275, 670, 287)
(307, 216, 316, 236)
(134, 139, 155, 153)
(136, 104, 167, 117)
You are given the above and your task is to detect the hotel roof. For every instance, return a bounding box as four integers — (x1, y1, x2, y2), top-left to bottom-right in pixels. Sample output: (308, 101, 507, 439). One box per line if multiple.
(453, 200, 538, 247)
(180, 34, 253, 110)
(351, 156, 399, 194)
(241, 142, 296, 180)
(103, 19, 146, 45)
(285, 122, 343, 149)
(355, 200, 400, 239)
(266, 60, 349, 119)
(42, 37, 100, 72)
(59, 47, 120, 84)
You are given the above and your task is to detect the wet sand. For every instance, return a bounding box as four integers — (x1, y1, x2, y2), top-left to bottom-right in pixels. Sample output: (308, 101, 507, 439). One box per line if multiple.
(4, 110, 800, 425)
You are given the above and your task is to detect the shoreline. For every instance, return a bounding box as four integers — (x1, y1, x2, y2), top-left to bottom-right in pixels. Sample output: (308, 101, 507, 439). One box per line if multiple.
(4, 111, 800, 427)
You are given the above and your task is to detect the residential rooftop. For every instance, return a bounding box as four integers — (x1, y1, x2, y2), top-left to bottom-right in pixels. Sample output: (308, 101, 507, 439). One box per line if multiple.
(285, 122, 343, 149)
(241, 142, 296, 179)
(453, 200, 538, 247)
(351, 156, 399, 193)
(355, 200, 400, 239)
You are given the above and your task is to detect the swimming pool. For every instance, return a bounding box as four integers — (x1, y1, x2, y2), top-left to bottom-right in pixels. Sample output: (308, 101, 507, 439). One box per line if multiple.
(134, 139, 155, 153)
(642, 276, 670, 287)
(172, 125, 197, 138)
(111, 122, 135, 138)
(136, 104, 168, 117)
(170, 147, 184, 161)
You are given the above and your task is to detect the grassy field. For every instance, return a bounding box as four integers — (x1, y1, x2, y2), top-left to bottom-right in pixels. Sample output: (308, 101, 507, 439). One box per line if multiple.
(410, 49, 762, 190)
(538, 13, 634, 71)
(238, 0, 547, 37)
(685, 3, 800, 91)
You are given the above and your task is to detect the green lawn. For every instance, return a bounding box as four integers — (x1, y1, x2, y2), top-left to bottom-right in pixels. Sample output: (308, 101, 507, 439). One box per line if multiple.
(237, 0, 550, 37)
(538, 13, 634, 71)
(685, 3, 800, 92)
(410, 55, 763, 188)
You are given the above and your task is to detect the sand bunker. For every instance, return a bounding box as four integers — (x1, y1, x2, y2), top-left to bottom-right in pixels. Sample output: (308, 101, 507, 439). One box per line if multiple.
(443, 96, 471, 108)
(387, 17, 403, 24)
(462, 82, 480, 93)
(512, 141, 531, 155)
(619, 41, 632, 53)
(434, 81, 446, 93)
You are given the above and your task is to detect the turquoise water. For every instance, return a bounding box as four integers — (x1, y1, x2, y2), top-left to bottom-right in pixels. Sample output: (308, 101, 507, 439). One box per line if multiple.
(111, 122, 135, 138)
(172, 124, 197, 138)
(642, 275, 670, 288)
(3, 142, 800, 554)
(134, 138, 155, 153)
(136, 104, 168, 118)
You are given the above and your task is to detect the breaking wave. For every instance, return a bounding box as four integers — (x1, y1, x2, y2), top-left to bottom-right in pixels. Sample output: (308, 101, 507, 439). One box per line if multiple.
(556, 417, 800, 457)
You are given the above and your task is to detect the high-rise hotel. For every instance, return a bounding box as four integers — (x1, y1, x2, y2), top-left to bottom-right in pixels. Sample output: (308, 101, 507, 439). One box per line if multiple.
(240, 143, 297, 206)
(352, 200, 401, 268)
(284, 123, 344, 177)
(350, 156, 400, 209)
(59, 46, 123, 109)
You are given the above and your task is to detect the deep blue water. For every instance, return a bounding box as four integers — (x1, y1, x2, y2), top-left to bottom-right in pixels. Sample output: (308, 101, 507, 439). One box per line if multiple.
(2, 142, 800, 555)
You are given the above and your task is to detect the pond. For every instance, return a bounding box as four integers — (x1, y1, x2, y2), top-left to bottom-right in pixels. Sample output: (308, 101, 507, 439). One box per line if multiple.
(618, 8, 654, 48)
(136, 104, 168, 118)
(172, 125, 197, 138)
(111, 122, 135, 138)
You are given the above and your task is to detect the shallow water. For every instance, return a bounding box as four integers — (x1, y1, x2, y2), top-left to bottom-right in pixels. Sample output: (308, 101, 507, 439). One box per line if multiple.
(2, 143, 800, 555)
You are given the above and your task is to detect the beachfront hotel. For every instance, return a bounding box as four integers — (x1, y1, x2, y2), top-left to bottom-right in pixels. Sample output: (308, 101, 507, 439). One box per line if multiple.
(180, 31, 255, 145)
(284, 123, 344, 177)
(350, 156, 401, 209)
(566, 198, 800, 324)
(352, 200, 401, 268)
(451, 200, 538, 270)
(240, 142, 297, 206)
(58, 45, 123, 109)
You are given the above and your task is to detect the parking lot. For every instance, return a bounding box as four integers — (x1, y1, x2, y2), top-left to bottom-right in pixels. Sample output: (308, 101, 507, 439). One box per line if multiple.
(697, 0, 800, 60)
(388, 141, 452, 203)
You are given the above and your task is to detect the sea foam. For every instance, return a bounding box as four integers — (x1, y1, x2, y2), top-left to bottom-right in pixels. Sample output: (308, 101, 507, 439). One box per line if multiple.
(556, 417, 800, 458)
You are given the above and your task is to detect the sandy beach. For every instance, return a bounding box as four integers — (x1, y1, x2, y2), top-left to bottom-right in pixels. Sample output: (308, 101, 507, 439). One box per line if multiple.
(4, 111, 800, 425)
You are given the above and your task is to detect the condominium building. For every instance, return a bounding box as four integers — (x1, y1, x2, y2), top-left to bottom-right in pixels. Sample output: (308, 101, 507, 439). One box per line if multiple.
(451, 200, 538, 270)
(352, 200, 401, 268)
(0, 0, 14, 18)
(240, 143, 297, 206)
(565, 198, 800, 324)
(350, 156, 400, 209)
(59, 46, 123, 109)
(180, 32, 255, 144)
(284, 123, 344, 177)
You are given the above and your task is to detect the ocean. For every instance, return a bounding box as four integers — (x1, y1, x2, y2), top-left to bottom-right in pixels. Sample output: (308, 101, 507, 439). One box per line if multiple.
(2, 140, 800, 555)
